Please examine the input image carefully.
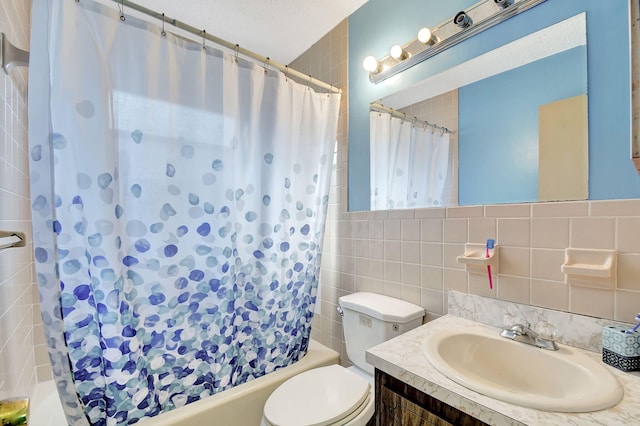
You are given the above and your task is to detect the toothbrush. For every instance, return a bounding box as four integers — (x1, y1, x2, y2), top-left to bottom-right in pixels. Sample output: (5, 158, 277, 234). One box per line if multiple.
(486, 239, 495, 290)
(626, 313, 640, 334)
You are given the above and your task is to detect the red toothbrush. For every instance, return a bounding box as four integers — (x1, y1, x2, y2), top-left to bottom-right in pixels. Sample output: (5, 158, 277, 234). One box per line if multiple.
(486, 239, 495, 289)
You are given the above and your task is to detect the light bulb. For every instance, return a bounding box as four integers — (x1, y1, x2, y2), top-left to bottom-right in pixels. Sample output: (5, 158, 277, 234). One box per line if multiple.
(418, 27, 438, 46)
(362, 55, 379, 73)
(389, 45, 405, 60)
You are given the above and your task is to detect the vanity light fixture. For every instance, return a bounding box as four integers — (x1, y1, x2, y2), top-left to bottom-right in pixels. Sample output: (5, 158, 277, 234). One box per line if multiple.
(364, 0, 547, 83)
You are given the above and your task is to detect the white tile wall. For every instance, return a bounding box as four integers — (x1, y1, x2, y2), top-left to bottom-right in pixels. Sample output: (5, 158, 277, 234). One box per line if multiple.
(0, 0, 42, 400)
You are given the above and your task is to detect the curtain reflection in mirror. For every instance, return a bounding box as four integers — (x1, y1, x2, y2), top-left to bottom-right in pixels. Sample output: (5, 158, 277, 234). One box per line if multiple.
(370, 111, 452, 210)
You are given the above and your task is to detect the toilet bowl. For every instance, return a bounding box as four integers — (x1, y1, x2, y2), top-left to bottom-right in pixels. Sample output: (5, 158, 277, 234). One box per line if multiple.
(260, 292, 425, 426)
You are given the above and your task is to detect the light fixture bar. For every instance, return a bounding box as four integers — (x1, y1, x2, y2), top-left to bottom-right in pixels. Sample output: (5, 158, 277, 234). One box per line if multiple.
(369, 0, 547, 84)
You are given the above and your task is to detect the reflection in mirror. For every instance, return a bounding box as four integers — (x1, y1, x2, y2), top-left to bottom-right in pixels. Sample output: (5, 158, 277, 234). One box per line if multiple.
(631, 0, 640, 173)
(538, 94, 588, 201)
(369, 12, 588, 210)
(370, 92, 458, 210)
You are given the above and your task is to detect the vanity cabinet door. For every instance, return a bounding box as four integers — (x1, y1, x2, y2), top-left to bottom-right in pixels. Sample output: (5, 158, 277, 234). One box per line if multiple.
(374, 369, 489, 426)
(380, 385, 454, 426)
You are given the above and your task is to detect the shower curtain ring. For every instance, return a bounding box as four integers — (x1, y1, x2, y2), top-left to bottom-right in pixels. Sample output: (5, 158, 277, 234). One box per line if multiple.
(119, 0, 125, 21)
(307, 75, 312, 91)
(161, 13, 166, 36)
(234, 44, 240, 63)
(263, 57, 270, 75)
(202, 30, 206, 50)
(284, 65, 289, 81)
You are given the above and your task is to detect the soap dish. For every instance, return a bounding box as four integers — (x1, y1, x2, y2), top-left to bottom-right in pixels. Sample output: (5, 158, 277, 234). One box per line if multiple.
(457, 243, 498, 275)
(561, 248, 617, 289)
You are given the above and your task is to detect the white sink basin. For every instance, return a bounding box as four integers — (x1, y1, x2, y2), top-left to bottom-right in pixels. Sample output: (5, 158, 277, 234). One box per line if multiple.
(423, 325, 624, 412)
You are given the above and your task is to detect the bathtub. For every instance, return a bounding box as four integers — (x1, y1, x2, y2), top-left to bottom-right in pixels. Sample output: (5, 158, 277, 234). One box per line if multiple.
(29, 340, 339, 426)
(30, 380, 66, 426)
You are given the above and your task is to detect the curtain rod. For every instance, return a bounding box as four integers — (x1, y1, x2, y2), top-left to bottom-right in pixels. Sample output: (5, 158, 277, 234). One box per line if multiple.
(370, 102, 455, 134)
(109, 0, 342, 94)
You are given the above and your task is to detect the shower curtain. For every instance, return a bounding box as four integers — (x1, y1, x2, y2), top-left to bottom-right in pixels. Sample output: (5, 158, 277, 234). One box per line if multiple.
(28, 1, 340, 425)
(370, 111, 450, 210)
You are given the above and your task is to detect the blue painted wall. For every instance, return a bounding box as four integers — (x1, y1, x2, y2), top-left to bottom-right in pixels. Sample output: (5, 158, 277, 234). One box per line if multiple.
(348, 0, 637, 211)
(459, 46, 587, 205)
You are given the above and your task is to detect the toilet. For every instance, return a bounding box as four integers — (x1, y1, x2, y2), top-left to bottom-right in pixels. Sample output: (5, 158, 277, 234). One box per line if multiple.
(261, 292, 425, 426)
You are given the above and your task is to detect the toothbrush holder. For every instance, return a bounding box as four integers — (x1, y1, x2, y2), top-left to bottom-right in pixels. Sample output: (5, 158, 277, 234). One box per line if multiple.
(602, 326, 640, 372)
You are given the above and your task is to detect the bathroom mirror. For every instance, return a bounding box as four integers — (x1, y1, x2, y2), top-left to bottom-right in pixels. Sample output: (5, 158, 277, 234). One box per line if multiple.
(631, 0, 640, 173)
(369, 13, 588, 209)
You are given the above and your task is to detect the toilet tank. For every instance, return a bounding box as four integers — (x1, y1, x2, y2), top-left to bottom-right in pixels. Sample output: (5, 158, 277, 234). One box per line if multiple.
(338, 292, 424, 375)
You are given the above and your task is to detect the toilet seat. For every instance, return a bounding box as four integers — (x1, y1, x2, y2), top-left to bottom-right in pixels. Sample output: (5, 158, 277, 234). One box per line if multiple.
(262, 364, 371, 426)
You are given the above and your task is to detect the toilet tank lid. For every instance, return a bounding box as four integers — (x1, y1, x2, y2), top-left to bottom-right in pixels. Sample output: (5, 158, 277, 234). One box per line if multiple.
(339, 292, 425, 323)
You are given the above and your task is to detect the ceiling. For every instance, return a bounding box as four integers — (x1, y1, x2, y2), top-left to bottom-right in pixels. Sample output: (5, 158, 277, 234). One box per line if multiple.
(127, 0, 369, 65)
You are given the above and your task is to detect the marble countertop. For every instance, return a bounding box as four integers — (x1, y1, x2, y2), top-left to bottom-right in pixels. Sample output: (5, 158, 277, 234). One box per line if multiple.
(366, 315, 640, 426)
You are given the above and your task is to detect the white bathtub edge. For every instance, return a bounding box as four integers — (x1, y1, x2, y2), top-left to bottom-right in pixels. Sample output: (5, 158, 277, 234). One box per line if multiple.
(30, 380, 67, 426)
(31, 339, 339, 426)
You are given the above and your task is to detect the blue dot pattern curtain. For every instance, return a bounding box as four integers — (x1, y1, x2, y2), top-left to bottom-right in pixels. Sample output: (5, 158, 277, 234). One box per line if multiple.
(28, 1, 340, 424)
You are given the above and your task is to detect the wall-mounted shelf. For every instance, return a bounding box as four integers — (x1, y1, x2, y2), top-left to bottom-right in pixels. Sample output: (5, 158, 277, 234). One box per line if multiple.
(457, 243, 498, 275)
(0, 231, 25, 251)
(561, 248, 617, 289)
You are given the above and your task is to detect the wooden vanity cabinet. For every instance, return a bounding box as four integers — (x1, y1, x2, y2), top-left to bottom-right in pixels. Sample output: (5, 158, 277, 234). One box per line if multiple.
(374, 369, 489, 426)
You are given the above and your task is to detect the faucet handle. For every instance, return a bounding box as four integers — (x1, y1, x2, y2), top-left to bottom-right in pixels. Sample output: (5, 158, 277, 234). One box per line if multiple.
(533, 320, 557, 341)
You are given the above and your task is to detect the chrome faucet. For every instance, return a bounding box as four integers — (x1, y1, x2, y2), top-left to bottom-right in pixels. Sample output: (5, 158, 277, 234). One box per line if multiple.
(500, 316, 559, 351)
